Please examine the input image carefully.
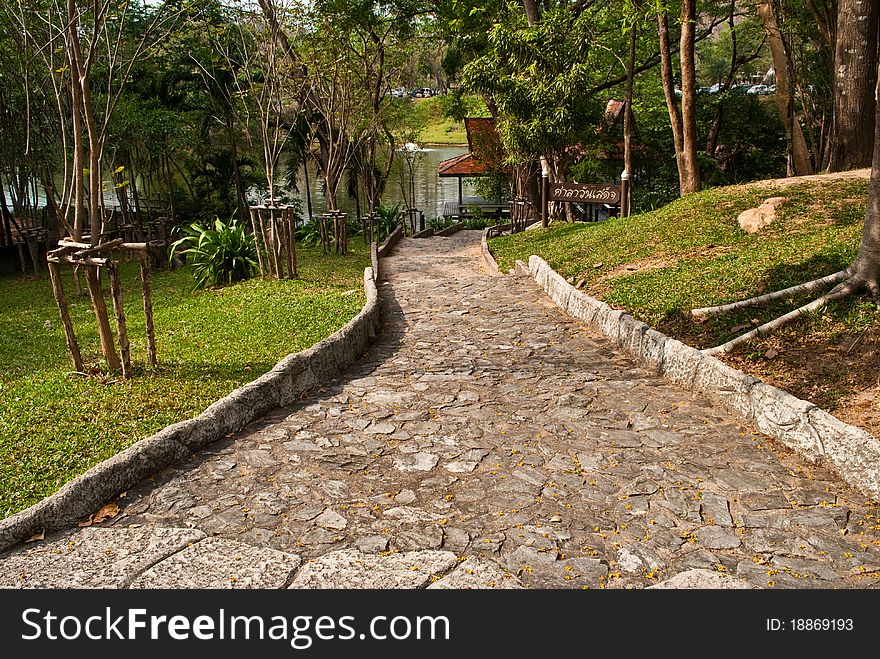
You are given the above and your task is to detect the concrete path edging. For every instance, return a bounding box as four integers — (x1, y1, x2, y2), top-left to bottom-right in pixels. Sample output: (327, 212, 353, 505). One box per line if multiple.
(378, 226, 403, 258)
(527, 254, 880, 502)
(481, 228, 501, 275)
(0, 264, 385, 553)
(436, 222, 465, 237)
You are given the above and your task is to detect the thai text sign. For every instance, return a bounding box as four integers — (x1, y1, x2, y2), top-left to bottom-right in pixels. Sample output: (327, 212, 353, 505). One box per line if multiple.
(549, 183, 621, 205)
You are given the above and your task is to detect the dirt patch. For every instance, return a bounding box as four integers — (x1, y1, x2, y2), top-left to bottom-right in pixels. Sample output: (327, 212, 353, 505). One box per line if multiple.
(729, 168, 871, 194)
(597, 255, 676, 282)
(717, 328, 880, 436)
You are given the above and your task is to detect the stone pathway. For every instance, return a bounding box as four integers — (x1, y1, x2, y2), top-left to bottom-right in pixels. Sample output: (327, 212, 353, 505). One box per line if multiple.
(2, 231, 880, 589)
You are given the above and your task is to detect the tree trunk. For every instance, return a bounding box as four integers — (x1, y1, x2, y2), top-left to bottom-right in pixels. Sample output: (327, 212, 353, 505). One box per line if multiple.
(522, 0, 540, 25)
(827, 0, 880, 172)
(757, 1, 814, 176)
(845, 64, 880, 294)
(85, 266, 122, 371)
(679, 0, 701, 194)
(657, 11, 686, 192)
(623, 21, 636, 216)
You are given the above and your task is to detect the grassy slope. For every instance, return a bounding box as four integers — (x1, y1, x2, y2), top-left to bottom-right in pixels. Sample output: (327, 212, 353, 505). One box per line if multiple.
(490, 177, 880, 422)
(412, 97, 468, 145)
(491, 177, 869, 339)
(0, 245, 369, 517)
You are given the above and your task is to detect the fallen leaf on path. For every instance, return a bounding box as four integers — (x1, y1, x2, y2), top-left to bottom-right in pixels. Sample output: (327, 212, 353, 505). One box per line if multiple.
(78, 503, 120, 527)
(25, 530, 45, 543)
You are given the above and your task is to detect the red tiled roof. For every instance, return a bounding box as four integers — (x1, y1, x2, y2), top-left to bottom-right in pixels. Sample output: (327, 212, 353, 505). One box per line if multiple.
(438, 152, 494, 177)
(437, 117, 504, 177)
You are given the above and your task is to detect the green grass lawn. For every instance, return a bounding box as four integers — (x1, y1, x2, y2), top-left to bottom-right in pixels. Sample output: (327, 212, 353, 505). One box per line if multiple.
(0, 244, 369, 518)
(490, 177, 873, 345)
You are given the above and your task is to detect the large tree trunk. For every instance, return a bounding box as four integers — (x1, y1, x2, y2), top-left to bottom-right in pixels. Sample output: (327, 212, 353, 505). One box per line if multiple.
(827, 0, 880, 172)
(845, 66, 880, 294)
(679, 0, 701, 194)
(757, 1, 814, 176)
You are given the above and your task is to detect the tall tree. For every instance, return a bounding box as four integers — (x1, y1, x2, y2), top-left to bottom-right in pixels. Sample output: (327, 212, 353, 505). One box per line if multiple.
(827, 0, 880, 172)
(756, 0, 814, 175)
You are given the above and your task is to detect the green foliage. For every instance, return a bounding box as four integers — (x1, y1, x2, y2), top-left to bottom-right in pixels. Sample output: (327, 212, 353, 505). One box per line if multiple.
(169, 217, 258, 288)
(376, 201, 403, 241)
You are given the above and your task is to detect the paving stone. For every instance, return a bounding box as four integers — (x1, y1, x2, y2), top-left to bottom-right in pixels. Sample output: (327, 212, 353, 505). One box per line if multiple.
(289, 549, 458, 589)
(353, 535, 390, 553)
(0, 527, 206, 588)
(648, 568, 754, 589)
(700, 493, 733, 527)
(131, 537, 300, 589)
(315, 510, 348, 531)
(427, 558, 523, 589)
(694, 526, 742, 550)
(393, 452, 439, 472)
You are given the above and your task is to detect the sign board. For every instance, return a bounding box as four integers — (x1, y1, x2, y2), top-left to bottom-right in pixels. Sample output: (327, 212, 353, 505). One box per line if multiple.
(549, 183, 621, 205)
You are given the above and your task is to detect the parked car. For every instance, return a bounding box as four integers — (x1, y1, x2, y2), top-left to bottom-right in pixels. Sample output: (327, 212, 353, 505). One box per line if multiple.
(411, 87, 434, 98)
(391, 87, 407, 98)
(747, 84, 776, 95)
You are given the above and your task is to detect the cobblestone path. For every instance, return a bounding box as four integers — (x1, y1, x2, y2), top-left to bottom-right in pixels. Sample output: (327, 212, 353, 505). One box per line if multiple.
(3, 231, 880, 589)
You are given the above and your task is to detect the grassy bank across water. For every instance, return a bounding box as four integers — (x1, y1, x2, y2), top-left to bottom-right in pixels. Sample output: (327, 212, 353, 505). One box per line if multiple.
(490, 175, 880, 432)
(0, 244, 369, 518)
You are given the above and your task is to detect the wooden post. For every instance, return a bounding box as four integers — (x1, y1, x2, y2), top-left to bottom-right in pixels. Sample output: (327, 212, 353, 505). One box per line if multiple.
(16, 239, 26, 273)
(84, 265, 122, 371)
(107, 262, 131, 379)
(257, 210, 275, 277)
(541, 174, 549, 228)
(269, 207, 283, 279)
(285, 207, 297, 279)
(620, 170, 631, 219)
(47, 261, 84, 372)
(249, 207, 267, 277)
(139, 254, 157, 367)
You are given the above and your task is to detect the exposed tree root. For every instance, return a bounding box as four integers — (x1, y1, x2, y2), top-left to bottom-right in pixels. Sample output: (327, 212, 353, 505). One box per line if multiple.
(691, 270, 848, 318)
(703, 279, 861, 355)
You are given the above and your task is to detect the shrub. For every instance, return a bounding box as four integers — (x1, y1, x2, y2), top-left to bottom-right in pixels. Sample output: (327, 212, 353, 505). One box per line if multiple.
(169, 217, 258, 288)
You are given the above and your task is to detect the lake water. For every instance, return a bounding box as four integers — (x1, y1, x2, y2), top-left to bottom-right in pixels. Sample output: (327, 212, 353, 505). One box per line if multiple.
(295, 144, 477, 222)
(2, 145, 477, 223)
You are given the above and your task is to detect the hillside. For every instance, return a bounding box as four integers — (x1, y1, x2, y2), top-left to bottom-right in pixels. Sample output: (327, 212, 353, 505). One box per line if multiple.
(489, 170, 880, 435)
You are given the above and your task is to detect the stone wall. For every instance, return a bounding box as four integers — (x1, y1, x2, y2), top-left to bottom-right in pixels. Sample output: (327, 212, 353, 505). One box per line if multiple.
(0, 264, 385, 552)
(527, 254, 880, 501)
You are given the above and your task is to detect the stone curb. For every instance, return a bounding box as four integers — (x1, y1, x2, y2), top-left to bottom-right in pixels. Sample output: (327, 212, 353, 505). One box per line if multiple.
(527, 254, 880, 501)
(378, 226, 403, 258)
(436, 222, 465, 237)
(0, 257, 390, 553)
(480, 228, 501, 275)
(411, 227, 434, 239)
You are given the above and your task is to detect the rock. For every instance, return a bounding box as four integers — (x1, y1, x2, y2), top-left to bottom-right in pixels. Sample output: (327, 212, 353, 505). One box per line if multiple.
(394, 489, 417, 505)
(365, 422, 396, 434)
(648, 568, 754, 589)
(694, 525, 742, 549)
(737, 197, 785, 234)
(289, 549, 458, 589)
(444, 460, 478, 473)
(315, 509, 348, 531)
(354, 535, 390, 553)
(393, 452, 439, 471)
(700, 493, 733, 527)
